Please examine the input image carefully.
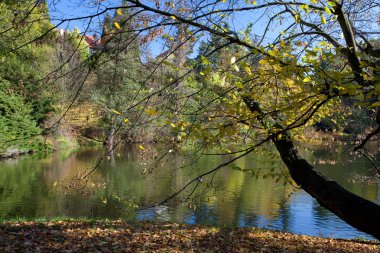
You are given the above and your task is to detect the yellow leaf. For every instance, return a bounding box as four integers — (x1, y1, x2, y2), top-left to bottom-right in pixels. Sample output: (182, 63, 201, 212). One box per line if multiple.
(170, 15, 176, 20)
(124, 118, 129, 124)
(321, 15, 326, 25)
(303, 77, 311, 83)
(244, 66, 252, 76)
(233, 64, 239, 72)
(259, 59, 267, 65)
(111, 109, 121, 115)
(371, 102, 380, 107)
(138, 145, 146, 150)
(267, 50, 276, 57)
(170, 122, 176, 128)
(114, 22, 121, 29)
(53, 181, 58, 187)
(116, 9, 122, 15)
(286, 78, 295, 87)
(294, 14, 300, 23)
(273, 64, 282, 72)
(230, 56, 236, 64)
(324, 7, 332, 15)
(145, 109, 157, 115)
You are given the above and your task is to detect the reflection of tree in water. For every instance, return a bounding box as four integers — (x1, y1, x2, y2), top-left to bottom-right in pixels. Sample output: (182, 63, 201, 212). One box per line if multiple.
(0, 144, 379, 238)
(0, 158, 52, 218)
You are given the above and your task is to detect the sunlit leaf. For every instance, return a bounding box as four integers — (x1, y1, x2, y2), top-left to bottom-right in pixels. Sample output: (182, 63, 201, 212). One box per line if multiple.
(145, 109, 157, 115)
(244, 66, 252, 76)
(303, 77, 311, 83)
(220, 75, 226, 87)
(235, 82, 243, 89)
(321, 15, 326, 25)
(201, 55, 210, 65)
(324, 7, 332, 15)
(111, 109, 121, 115)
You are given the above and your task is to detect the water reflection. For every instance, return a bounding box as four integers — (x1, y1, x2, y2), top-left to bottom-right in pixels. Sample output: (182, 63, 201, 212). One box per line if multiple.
(0, 144, 378, 240)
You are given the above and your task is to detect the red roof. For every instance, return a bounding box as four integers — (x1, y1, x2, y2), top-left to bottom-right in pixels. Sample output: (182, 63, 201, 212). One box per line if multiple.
(84, 35, 101, 49)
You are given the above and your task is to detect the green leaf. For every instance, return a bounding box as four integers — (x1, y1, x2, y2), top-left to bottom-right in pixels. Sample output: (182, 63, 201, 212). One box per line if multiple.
(235, 82, 243, 89)
(327, 1, 336, 7)
(220, 76, 226, 87)
(201, 55, 210, 65)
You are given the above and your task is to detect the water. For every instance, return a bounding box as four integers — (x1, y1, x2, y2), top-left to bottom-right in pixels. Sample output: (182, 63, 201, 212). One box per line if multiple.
(0, 144, 378, 240)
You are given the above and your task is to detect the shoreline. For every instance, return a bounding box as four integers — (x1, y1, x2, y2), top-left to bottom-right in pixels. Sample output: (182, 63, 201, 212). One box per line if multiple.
(0, 219, 378, 252)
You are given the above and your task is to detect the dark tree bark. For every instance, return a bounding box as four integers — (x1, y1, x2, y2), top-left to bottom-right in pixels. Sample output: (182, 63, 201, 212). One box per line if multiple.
(244, 97, 380, 240)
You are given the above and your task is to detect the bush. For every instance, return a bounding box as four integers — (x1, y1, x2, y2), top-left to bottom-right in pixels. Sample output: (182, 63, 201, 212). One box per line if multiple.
(0, 80, 43, 154)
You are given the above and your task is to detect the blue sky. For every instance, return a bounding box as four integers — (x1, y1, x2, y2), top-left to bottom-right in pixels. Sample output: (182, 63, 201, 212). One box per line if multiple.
(48, 0, 109, 34)
(46, 0, 280, 57)
(48, 0, 170, 57)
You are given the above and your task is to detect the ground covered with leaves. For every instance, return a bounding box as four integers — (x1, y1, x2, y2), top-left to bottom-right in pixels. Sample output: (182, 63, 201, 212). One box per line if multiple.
(0, 220, 378, 252)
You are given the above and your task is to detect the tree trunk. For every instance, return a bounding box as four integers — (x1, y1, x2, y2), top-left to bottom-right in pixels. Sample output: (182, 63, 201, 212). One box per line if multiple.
(105, 121, 116, 156)
(244, 98, 380, 240)
(105, 124, 116, 167)
(274, 137, 380, 239)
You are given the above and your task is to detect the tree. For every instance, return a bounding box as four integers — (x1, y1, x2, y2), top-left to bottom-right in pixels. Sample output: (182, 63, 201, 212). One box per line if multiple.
(0, 80, 42, 155)
(91, 7, 143, 154)
(0, 0, 55, 152)
(95, 0, 380, 239)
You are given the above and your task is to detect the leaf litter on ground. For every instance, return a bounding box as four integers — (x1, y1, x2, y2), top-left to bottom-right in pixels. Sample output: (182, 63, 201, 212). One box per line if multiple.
(0, 220, 378, 252)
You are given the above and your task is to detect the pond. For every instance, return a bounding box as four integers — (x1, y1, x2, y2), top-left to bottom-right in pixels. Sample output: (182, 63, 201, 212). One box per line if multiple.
(0, 144, 379, 240)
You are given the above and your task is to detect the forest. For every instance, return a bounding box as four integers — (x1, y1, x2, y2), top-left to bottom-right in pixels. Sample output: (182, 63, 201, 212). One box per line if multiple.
(0, 0, 379, 251)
